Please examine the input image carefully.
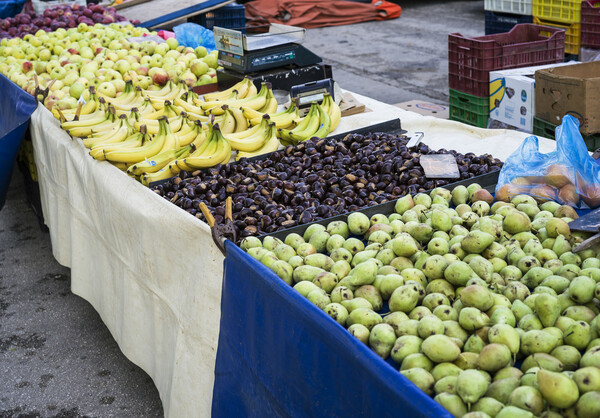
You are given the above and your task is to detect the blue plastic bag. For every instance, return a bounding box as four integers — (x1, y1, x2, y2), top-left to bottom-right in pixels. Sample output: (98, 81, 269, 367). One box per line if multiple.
(495, 115, 600, 208)
(173, 23, 216, 51)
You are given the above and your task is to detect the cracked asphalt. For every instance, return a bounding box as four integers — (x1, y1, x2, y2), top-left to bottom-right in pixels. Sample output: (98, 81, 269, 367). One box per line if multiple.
(0, 1, 483, 416)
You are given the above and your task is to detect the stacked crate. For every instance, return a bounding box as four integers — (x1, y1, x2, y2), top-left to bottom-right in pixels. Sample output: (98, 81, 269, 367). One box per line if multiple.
(484, 0, 534, 35)
(448, 24, 566, 128)
(532, 0, 583, 56)
(581, 0, 600, 49)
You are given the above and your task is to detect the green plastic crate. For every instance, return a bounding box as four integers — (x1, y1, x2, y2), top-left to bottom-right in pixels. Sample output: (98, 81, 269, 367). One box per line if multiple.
(449, 89, 490, 128)
(534, 116, 600, 151)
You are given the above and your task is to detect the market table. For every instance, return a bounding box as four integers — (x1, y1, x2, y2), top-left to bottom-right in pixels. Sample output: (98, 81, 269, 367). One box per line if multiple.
(29, 94, 559, 417)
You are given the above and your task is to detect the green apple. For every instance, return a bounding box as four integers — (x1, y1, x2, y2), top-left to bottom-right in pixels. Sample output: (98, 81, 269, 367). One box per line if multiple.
(101, 60, 115, 69)
(62, 72, 79, 87)
(202, 54, 218, 69)
(50, 66, 67, 80)
(196, 74, 214, 86)
(79, 47, 94, 60)
(194, 46, 207, 58)
(97, 81, 117, 98)
(114, 60, 131, 75)
(113, 79, 126, 93)
(166, 37, 179, 50)
(38, 48, 52, 61)
(190, 59, 209, 77)
(69, 82, 87, 99)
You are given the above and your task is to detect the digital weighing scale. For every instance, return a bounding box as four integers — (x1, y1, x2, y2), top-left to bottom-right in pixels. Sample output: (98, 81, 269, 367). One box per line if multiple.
(214, 24, 323, 74)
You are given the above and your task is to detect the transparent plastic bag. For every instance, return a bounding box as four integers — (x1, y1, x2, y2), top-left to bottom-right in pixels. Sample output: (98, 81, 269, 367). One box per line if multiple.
(495, 115, 600, 208)
(173, 23, 216, 51)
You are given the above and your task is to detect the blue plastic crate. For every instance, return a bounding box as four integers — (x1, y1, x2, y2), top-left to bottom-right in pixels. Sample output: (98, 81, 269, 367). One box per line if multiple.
(485, 10, 534, 34)
(190, 3, 246, 33)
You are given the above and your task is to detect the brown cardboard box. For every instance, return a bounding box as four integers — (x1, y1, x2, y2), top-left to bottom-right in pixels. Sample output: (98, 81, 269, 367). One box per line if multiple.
(535, 61, 600, 135)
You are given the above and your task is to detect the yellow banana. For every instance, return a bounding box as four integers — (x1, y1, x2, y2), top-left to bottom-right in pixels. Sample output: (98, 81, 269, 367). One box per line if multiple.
(89, 131, 146, 161)
(128, 143, 193, 177)
(322, 93, 341, 131)
(159, 120, 181, 154)
(202, 83, 268, 114)
(103, 118, 170, 164)
(228, 106, 248, 132)
(202, 77, 250, 101)
(249, 102, 298, 129)
(278, 103, 318, 142)
(198, 91, 239, 114)
(311, 104, 331, 139)
(223, 116, 271, 152)
(83, 116, 134, 149)
(219, 106, 237, 134)
(245, 79, 258, 98)
(61, 102, 111, 130)
(66, 106, 119, 138)
(288, 103, 321, 143)
(225, 114, 269, 140)
(256, 88, 278, 114)
(57, 89, 100, 119)
(236, 123, 279, 160)
(142, 80, 176, 99)
(174, 93, 207, 116)
(148, 83, 186, 109)
(141, 164, 179, 186)
(98, 80, 136, 105)
(178, 124, 231, 169)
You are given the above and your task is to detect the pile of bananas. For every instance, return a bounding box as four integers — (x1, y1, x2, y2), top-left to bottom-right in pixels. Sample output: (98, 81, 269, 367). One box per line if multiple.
(55, 77, 342, 186)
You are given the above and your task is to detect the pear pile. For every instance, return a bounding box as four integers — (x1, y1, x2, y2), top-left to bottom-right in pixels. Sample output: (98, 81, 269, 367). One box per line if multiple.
(242, 183, 600, 418)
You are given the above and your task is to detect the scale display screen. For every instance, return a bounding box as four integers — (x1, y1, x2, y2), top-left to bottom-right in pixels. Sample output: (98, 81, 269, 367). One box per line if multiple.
(297, 92, 325, 106)
(251, 51, 296, 67)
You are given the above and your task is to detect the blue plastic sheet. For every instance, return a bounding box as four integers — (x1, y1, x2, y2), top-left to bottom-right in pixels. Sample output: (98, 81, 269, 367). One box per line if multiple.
(173, 23, 216, 51)
(0, 74, 38, 210)
(495, 115, 600, 209)
(212, 241, 452, 417)
(0, 0, 27, 18)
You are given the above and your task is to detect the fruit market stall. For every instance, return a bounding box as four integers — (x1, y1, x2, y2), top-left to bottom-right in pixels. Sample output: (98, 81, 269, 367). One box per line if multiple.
(25, 87, 565, 416)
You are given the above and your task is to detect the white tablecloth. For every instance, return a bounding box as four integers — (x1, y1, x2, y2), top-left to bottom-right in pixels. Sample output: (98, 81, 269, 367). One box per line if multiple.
(30, 93, 557, 417)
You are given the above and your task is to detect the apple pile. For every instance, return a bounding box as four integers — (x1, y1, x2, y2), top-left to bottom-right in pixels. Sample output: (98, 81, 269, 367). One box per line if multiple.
(0, 22, 219, 111)
(0, 4, 139, 39)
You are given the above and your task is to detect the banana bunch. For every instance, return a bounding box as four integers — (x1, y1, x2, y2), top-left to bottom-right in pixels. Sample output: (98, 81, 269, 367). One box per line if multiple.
(320, 93, 341, 131)
(52, 87, 102, 120)
(236, 121, 279, 161)
(278, 102, 331, 145)
(172, 123, 232, 172)
(200, 82, 271, 115)
(99, 81, 147, 114)
(218, 104, 249, 134)
(142, 80, 188, 110)
(61, 104, 119, 138)
(202, 77, 257, 102)
(241, 101, 299, 129)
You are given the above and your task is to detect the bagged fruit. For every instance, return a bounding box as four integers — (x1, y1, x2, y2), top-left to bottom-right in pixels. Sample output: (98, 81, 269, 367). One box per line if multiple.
(495, 115, 600, 208)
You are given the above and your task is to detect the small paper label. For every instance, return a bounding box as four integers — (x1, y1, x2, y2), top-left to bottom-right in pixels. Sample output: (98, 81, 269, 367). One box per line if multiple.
(420, 154, 460, 179)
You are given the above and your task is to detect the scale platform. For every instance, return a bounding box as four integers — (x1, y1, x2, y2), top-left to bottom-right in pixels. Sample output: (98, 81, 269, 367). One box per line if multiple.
(214, 24, 322, 74)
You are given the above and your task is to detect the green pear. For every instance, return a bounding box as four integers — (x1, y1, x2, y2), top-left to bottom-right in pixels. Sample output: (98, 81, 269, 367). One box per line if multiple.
(457, 369, 489, 406)
(573, 366, 600, 393)
(464, 334, 486, 354)
(477, 343, 512, 372)
(395, 319, 419, 337)
(472, 397, 504, 417)
(434, 375, 458, 395)
(432, 362, 463, 381)
(488, 323, 520, 355)
(576, 390, 600, 418)
(434, 392, 467, 417)
(503, 211, 531, 235)
(369, 323, 396, 359)
(564, 321, 592, 350)
(401, 353, 434, 372)
(454, 352, 479, 370)
(390, 335, 422, 364)
(551, 345, 581, 371)
(537, 368, 579, 409)
(421, 334, 461, 363)
(581, 346, 600, 368)
(461, 231, 495, 254)
(388, 284, 420, 313)
(324, 303, 349, 326)
(485, 376, 520, 403)
(534, 293, 561, 327)
(348, 323, 370, 344)
(521, 352, 563, 372)
(417, 315, 444, 338)
(346, 308, 382, 330)
(508, 386, 544, 416)
(520, 330, 559, 355)
(569, 276, 596, 304)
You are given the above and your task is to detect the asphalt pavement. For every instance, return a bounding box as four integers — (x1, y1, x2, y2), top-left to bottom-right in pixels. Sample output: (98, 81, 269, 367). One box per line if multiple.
(0, 1, 485, 416)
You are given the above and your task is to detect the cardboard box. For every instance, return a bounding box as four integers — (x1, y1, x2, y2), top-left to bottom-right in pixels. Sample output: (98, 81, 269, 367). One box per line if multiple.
(489, 62, 576, 133)
(535, 61, 600, 135)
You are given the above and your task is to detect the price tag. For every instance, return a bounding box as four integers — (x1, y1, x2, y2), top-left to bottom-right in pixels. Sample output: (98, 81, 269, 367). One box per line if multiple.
(420, 154, 460, 179)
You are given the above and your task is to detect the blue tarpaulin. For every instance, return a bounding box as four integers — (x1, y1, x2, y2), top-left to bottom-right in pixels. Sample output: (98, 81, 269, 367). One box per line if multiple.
(212, 240, 452, 417)
(0, 74, 38, 210)
(0, 0, 27, 18)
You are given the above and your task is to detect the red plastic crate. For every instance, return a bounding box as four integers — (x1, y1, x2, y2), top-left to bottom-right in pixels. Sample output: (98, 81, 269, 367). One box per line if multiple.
(449, 23, 566, 97)
(582, 0, 600, 48)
